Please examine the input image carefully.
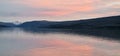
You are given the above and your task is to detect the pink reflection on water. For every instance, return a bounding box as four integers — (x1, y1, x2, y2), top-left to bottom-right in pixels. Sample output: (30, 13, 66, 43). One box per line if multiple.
(18, 39, 93, 56)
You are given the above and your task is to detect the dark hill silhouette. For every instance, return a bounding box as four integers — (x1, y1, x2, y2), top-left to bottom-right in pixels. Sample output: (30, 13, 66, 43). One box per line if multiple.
(0, 15, 120, 29)
(18, 20, 56, 28)
(0, 22, 16, 27)
(19, 15, 120, 29)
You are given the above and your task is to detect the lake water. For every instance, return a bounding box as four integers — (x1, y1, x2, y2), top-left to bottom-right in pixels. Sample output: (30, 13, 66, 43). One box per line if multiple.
(0, 28, 120, 56)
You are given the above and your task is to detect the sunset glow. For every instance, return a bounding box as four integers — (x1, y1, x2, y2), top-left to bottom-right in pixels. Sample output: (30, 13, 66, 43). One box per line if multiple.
(0, 0, 120, 22)
(0, 0, 120, 56)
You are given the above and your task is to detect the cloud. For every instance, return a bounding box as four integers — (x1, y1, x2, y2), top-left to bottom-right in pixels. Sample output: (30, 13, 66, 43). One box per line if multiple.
(0, 2, 66, 16)
(0, 0, 119, 21)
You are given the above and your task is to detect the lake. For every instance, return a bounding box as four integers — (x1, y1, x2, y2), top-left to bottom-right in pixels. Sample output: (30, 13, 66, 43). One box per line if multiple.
(0, 28, 120, 56)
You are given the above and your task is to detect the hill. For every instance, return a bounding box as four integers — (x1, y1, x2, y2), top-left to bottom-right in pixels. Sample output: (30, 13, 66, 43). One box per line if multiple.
(0, 22, 16, 28)
(19, 15, 120, 29)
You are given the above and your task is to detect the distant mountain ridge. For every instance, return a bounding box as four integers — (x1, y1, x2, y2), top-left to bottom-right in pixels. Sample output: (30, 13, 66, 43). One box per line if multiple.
(0, 15, 120, 29)
(18, 15, 120, 29)
(0, 22, 16, 27)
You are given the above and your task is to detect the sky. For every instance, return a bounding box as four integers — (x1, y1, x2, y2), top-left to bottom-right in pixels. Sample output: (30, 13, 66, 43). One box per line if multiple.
(0, 0, 120, 22)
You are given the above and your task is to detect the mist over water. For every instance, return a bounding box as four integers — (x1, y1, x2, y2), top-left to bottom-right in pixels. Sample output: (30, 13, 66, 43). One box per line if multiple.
(0, 28, 120, 56)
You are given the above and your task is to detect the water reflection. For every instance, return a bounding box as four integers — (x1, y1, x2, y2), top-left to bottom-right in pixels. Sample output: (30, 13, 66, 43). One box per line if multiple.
(0, 28, 120, 56)
(21, 28, 120, 40)
(18, 39, 93, 56)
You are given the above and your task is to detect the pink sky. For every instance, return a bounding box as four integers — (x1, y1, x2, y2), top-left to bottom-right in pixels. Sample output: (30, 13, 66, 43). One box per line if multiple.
(0, 0, 120, 22)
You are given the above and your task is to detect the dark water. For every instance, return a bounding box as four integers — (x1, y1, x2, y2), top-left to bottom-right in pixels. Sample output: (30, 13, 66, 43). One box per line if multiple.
(0, 28, 120, 56)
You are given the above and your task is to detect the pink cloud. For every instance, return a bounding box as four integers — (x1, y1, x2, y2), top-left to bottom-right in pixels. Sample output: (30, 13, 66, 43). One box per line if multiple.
(16, 0, 100, 16)
(0, 0, 119, 21)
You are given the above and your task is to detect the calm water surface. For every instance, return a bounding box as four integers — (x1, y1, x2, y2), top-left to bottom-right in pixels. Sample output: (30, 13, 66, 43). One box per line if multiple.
(0, 28, 120, 56)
